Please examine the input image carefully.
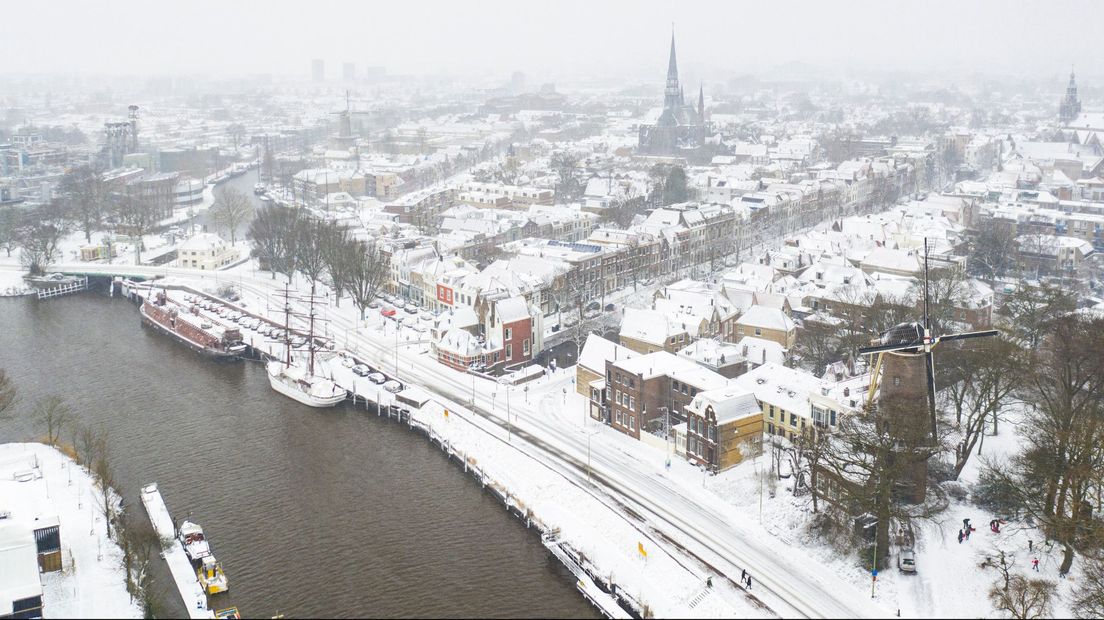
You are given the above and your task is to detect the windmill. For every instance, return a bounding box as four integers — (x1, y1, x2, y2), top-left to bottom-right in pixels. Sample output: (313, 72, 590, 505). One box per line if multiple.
(859, 239, 998, 493)
(329, 89, 372, 164)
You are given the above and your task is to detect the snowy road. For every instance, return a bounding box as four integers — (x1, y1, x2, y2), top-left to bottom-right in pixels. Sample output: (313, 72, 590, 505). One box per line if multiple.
(23, 262, 889, 618)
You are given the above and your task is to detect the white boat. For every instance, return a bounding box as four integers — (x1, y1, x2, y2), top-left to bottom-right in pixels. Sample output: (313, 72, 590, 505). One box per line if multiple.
(267, 360, 347, 408)
(265, 284, 347, 408)
(179, 521, 211, 561)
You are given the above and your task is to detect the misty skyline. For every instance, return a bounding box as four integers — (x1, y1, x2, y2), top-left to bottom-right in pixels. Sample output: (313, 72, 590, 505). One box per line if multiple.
(4, 0, 1101, 85)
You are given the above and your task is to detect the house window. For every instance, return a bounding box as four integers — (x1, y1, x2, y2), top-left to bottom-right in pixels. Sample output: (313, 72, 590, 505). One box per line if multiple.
(505, 344, 513, 359)
(629, 396, 635, 410)
(505, 327, 512, 340)
(523, 339, 530, 356)
(755, 327, 762, 336)
(769, 405, 774, 419)
(629, 416, 635, 431)
(790, 413, 797, 427)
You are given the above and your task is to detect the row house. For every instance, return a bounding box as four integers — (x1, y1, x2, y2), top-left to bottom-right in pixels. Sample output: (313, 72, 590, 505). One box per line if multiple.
(384, 186, 458, 229)
(434, 295, 541, 372)
(684, 387, 763, 471)
(604, 351, 727, 440)
(453, 181, 554, 207)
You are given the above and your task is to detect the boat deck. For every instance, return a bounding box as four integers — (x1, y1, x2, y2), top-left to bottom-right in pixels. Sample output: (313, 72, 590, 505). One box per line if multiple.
(140, 484, 215, 619)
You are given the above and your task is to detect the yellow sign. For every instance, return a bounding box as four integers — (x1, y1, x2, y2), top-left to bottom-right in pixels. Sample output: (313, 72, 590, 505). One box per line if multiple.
(638, 542, 647, 558)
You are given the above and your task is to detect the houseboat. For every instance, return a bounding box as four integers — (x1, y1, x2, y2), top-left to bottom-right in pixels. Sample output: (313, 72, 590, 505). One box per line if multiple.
(140, 291, 246, 359)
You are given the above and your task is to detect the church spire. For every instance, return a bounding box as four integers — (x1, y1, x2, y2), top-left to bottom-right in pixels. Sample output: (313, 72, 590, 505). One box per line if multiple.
(667, 29, 679, 85)
(663, 28, 681, 111)
(698, 83, 705, 121)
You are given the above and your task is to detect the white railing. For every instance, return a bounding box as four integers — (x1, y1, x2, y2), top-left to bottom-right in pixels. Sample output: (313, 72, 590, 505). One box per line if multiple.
(35, 277, 88, 300)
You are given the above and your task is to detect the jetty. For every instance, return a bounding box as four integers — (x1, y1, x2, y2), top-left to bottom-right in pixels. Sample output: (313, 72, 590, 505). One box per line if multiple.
(140, 483, 214, 619)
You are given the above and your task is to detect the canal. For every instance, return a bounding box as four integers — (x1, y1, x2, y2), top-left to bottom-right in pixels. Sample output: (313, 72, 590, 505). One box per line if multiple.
(0, 294, 598, 619)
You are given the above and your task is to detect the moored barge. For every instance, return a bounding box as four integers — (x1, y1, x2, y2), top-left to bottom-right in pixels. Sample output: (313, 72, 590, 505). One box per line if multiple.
(140, 291, 246, 359)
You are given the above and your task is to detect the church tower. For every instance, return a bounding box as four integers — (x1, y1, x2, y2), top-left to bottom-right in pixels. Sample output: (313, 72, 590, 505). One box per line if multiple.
(1060, 69, 1082, 126)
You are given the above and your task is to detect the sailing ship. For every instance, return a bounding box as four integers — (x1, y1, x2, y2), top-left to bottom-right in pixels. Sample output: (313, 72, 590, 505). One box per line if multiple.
(266, 284, 347, 407)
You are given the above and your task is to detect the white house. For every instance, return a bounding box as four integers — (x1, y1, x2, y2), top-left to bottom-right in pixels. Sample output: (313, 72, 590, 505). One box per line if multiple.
(175, 233, 239, 270)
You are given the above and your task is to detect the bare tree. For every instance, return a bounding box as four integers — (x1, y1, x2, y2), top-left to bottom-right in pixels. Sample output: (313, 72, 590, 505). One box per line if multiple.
(988, 575, 1053, 619)
(33, 395, 71, 447)
(0, 206, 22, 257)
(116, 509, 164, 606)
(795, 315, 844, 376)
(91, 430, 118, 539)
(295, 218, 329, 287)
(59, 165, 108, 243)
(249, 205, 299, 280)
(941, 337, 1025, 478)
(18, 199, 71, 274)
(997, 282, 1077, 349)
(319, 223, 353, 306)
(348, 240, 388, 320)
(1074, 552, 1104, 619)
(984, 315, 1104, 575)
(0, 369, 17, 423)
(209, 187, 254, 245)
(971, 225, 1019, 282)
(111, 194, 160, 264)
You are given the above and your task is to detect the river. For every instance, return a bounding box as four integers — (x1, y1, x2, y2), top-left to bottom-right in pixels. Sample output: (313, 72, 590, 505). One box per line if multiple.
(0, 294, 597, 619)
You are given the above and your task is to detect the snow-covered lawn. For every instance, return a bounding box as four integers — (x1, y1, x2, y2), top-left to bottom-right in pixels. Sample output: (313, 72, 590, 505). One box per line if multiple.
(0, 442, 142, 619)
(702, 402, 1082, 618)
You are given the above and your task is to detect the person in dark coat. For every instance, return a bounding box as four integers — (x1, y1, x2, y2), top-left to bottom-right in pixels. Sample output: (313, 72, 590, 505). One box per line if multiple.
(746, 575, 752, 589)
(958, 529, 964, 544)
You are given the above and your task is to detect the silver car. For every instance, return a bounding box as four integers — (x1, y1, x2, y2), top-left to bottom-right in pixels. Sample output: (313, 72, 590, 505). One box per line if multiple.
(898, 548, 916, 573)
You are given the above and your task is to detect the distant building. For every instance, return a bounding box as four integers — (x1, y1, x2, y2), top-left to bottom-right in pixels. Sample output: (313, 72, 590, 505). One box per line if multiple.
(312, 59, 325, 83)
(637, 34, 708, 159)
(1059, 70, 1082, 126)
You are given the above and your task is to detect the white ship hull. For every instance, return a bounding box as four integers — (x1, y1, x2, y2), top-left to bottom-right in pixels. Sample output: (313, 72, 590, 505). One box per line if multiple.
(266, 361, 347, 408)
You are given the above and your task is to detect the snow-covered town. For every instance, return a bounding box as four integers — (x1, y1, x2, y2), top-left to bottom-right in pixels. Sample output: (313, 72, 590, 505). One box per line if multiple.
(1, 2, 1103, 618)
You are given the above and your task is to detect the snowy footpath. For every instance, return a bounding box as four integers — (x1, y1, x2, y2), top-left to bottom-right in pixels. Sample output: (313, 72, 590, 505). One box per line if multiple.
(0, 443, 141, 618)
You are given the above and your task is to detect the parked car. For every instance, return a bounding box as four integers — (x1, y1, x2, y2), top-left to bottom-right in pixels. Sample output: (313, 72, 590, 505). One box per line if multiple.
(340, 357, 356, 368)
(403, 304, 418, 314)
(368, 301, 380, 309)
(352, 364, 372, 377)
(383, 380, 402, 393)
(381, 308, 397, 318)
(367, 372, 386, 384)
(419, 311, 433, 322)
(411, 324, 427, 334)
(898, 548, 916, 573)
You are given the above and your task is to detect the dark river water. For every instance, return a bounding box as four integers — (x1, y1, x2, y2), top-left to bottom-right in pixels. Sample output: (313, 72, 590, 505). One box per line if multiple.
(0, 294, 597, 619)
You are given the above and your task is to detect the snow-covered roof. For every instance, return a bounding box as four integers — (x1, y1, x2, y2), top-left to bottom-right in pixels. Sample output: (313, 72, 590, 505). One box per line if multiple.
(687, 388, 761, 424)
(579, 333, 637, 374)
(736, 305, 795, 333)
(178, 233, 226, 251)
(495, 296, 531, 324)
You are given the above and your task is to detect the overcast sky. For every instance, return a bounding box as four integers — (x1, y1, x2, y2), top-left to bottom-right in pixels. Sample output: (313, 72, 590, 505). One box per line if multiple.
(4, 0, 1099, 83)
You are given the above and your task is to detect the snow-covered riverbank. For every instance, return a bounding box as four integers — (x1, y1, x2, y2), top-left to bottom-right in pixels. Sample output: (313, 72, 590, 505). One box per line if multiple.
(0, 442, 141, 618)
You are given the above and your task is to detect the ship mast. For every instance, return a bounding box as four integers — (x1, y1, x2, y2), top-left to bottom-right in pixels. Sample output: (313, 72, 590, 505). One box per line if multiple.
(308, 282, 318, 376)
(282, 283, 292, 367)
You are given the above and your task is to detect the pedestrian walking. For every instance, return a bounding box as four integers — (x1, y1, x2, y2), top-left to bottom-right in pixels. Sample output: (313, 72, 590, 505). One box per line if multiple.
(740, 569, 746, 582)
(1028, 539, 1033, 552)
(746, 575, 752, 590)
(963, 517, 970, 530)
(958, 529, 964, 544)
(1032, 558, 1040, 571)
